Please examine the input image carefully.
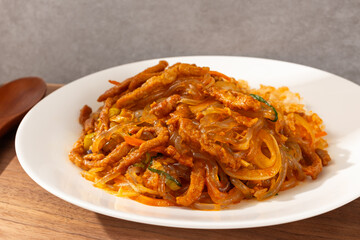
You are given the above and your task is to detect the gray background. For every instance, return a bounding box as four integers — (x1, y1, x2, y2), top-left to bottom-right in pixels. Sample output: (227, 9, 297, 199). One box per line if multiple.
(1, 0, 359, 85)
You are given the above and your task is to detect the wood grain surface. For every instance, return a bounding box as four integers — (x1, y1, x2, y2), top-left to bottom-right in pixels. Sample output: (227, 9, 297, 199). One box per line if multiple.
(0, 84, 359, 240)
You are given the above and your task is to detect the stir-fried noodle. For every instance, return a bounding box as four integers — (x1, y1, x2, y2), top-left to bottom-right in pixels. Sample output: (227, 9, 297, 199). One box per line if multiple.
(69, 61, 331, 210)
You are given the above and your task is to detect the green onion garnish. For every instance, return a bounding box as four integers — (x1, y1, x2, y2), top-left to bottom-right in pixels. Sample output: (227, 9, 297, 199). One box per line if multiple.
(148, 153, 163, 165)
(147, 167, 182, 187)
(250, 94, 278, 122)
(145, 153, 151, 164)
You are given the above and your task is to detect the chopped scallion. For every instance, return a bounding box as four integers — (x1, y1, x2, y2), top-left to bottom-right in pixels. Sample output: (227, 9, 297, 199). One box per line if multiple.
(145, 153, 151, 164)
(250, 94, 278, 122)
(147, 167, 182, 187)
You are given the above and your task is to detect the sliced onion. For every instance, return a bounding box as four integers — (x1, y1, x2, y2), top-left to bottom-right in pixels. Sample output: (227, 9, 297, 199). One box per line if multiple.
(214, 80, 240, 91)
(230, 178, 253, 199)
(127, 166, 143, 184)
(189, 100, 217, 113)
(92, 124, 128, 153)
(205, 161, 244, 205)
(180, 98, 205, 105)
(247, 129, 278, 168)
(218, 136, 281, 181)
(280, 177, 298, 191)
(163, 79, 203, 97)
(191, 202, 222, 210)
(255, 146, 288, 200)
(95, 172, 120, 185)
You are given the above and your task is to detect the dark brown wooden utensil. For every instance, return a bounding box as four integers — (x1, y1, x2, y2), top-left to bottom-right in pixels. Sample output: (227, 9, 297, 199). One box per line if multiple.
(0, 77, 46, 138)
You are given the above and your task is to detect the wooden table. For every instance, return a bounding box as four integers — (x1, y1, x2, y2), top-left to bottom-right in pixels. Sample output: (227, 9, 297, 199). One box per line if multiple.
(1, 84, 359, 240)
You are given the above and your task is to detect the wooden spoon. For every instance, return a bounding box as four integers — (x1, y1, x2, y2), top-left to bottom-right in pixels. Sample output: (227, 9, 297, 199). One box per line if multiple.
(0, 77, 47, 138)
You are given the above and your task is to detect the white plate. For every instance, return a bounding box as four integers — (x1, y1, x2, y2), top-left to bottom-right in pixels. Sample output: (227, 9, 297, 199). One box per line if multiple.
(15, 56, 360, 229)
